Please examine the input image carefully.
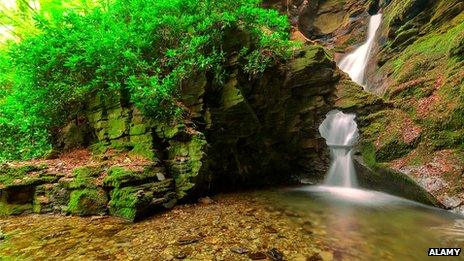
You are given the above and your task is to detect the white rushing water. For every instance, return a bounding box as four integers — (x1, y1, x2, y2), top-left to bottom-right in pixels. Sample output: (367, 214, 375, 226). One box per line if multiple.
(338, 14, 382, 87)
(318, 110, 359, 187)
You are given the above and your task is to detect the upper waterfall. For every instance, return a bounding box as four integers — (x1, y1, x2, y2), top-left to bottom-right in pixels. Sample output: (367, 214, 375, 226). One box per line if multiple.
(338, 14, 382, 87)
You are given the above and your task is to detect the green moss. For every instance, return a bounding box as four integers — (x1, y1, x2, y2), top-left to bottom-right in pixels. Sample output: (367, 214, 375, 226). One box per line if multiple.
(376, 139, 416, 162)
(168, 135, 208, 199)
(360, 109, 419, 163)
(335, 77, 381, 111)
(107, 179, 173, 220)
(108, 185, 151, 221)
(67, 188, 108, 216)
(103, 166, 160, 188)
(361, 142, 378, 168)
(0, 165, 47, 187)
(89, 142, 109, 155)
(389, 20, 464, 82)
(155, 122, 184, 139)
(361, 110, 390, 138)
(69, 166, 102, 189)
(108, 187, 137, 220)
(106, 108, 129, 140)
(221, 77, 244, 109)
(129, 144, 155, 160)
(383, 0, 425, 27)
(0, 202, 33, 216)
(104, 167, 134, 188)
(289, 45, 332, 73)
(129, 124, 148, 136)
(129, 134, 155, 160)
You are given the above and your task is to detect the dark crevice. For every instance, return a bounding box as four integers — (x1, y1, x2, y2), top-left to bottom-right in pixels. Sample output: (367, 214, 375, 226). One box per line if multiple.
(151, 130, 172, 178)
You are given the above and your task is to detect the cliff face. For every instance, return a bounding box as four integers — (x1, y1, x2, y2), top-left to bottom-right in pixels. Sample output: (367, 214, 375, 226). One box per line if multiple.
(0, 44, 346, 219)
(84, 44, 341, 197)
(365, 0, 464, 212)
(287, 0, 464, 212)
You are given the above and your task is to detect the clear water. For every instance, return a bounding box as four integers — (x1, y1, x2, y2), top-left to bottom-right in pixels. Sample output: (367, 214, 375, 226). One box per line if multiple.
(259, 186, 464, 260)
(319, 110, 359, 187)
(338, 14, 382, 87)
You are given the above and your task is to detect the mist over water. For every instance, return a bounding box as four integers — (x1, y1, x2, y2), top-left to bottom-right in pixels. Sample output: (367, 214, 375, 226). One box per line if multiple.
(338, 14, 382, 87)
(318, 110, 359, 187)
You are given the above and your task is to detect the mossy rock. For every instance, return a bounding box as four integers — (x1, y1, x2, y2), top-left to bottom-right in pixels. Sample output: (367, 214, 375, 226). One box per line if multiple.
(67, 188, 108, 216)
(354, 158, 441, 206)
(285, 45, 336, 88)
(33, 183, 71, 214)
(69, 165, 102, 189)
(390, 28, 419, 49)
(108, 179, 175, 221)
(360, 109, 420, 162)
(384, 0, 428, 28)
(0, 165, 60, 216)
(106, 107, 130, 140)
(155, 122, 184, 139)
(103, 166, 164, 188)
(129, 134, 156, 160)
(168, 135, 208, 199)
(376, 139, 418, 162)
(334, 75, 384, 120)
(449, 30, 464, 59)
(0, 202, 33, 216)
(0, 164, 49, 188)
(60, 121, 93, 151)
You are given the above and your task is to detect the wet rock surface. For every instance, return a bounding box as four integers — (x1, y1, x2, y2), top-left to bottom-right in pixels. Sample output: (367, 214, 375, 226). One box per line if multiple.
(0, 193, 328, 260)
(1, 190, 463, 260)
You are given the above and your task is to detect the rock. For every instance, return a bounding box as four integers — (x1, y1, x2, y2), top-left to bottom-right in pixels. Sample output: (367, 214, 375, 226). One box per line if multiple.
(230, 247, 249, 254)
(167, 134, 209, 199)
(267, 248, 284, 261)
(90, 215, 107, 221)
(177, 236, 201, 245)
(198, 197, 214, 205)
(308, 253, 323, 261)
(67, 188, 108, 216)
(449, 30, 464, 59)
(103, 166, 165, 189)
(354, 157, 442, 207)
(43, 231, 70, 240)
(69, 165, 102, 190)
(319, 251, 333, 261)
(248, 251, 267, 260)
(442, 196, 462, 209)
(284, 210, 301, 217)
(58, 120, 93, 151)
(285, 45, 335, 88)
(302, 224, 313, 234)
(390, 28, 419, 49)
(108, 179, 175, 221)
(174, 253, 187, 259)
(265, 225, 278, 234)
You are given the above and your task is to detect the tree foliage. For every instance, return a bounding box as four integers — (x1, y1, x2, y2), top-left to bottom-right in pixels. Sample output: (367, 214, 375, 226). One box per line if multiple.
(0, 0, 294, 161)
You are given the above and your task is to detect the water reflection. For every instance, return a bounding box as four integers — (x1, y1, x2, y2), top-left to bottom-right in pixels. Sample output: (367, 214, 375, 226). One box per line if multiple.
(259, 186, 464, 260)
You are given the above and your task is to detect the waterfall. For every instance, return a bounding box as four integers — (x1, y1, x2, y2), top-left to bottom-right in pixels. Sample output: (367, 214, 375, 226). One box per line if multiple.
(338, 14, 382, 87)
(319, 110, 359, 187)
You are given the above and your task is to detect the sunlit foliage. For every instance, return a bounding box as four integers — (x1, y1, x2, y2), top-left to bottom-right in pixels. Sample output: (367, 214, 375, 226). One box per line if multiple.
(0, 0, 293, 161)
